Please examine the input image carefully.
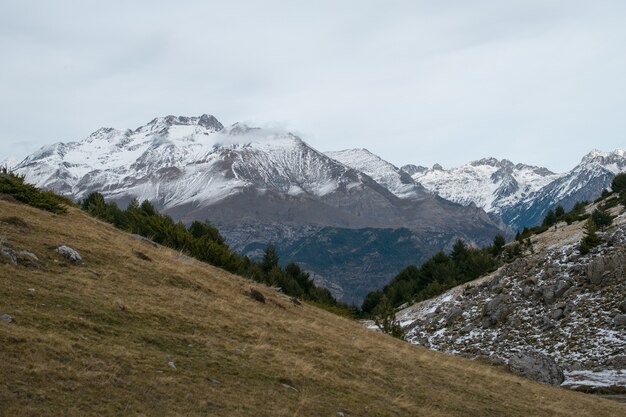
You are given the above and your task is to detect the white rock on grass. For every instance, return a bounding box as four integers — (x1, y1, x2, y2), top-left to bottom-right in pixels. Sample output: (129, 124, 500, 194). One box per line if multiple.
(56, 245, 83, 264)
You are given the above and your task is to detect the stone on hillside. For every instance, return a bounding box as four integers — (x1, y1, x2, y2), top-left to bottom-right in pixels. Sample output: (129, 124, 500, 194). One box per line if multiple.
(587, 252, 625, 286)
(541, 285, 556, 305)
(0, 247, 17, 265)
(483, 295, 513, 326)
(551, 309, 564, 320)
(130, 234, 158, 247)
(1, 313, 15, 323)
(445, 307, 463, 324)
(619, 299, 626, 313)
(613, 314, 626, 328)
(554, 279, 572, 299)
(508, 351, 564, 386)
(248, 288, 266, 303)
(56, 245, 83, 264)
(16, 250, 40, 268)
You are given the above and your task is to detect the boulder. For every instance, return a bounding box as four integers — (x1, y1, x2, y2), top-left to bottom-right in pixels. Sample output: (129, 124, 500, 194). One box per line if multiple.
(508, 351, 564, 386)
(0, 247, 17, 265)
(483, 295, 513, 326)
(613, 314, 626, 328)
(56, 245, 83, 264)
(445, 307, 463, 324)
(541, 285, 556, 305)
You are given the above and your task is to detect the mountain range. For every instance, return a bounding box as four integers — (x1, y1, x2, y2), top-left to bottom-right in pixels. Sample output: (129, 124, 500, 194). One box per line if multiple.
(11, 114, 626, 303)
(402, 149, 626, 230)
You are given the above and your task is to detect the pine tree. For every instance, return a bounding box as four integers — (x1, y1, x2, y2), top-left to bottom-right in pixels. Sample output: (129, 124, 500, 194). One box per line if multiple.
(492, 234, 506, 256)
(542, 209, 557, 227)
(373, 296, 405, 339)
(591, 208, 613, 231)
(261, 244, 280, 273)
(612, 173, 626, 193)
(580, 219, 601, 255)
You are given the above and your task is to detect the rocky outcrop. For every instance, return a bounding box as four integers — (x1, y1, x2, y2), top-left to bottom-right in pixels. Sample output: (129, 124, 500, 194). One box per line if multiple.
(398, 211, 626, 389)
(508, 351, 565, 386)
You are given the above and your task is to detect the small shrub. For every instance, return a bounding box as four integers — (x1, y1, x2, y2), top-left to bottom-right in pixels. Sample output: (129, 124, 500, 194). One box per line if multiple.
(0, 216, 28, 228)
(0, 172, 71, 214)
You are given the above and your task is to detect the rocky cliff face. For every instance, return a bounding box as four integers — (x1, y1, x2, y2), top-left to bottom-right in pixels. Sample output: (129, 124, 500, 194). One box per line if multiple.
(397, 203, 626, 391)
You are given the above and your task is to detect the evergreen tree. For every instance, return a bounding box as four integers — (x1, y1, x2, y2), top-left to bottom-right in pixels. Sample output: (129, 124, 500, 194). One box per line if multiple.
(542, 209, 557, 227)
(580, 219, 601, 255)
(612, 172, 626, 193)
(555, 205, 565, 218)
(591, 208, 613, 231)
(492, 234, 506, 256)
(261, 244, 280, 273)
(450, 239, 468, 262)
(373, 296, 405, 339)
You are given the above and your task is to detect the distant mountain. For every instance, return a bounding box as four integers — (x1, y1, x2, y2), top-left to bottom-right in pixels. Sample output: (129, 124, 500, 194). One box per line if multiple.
(325, 148, 429, 200)
(1, 156, 18, 170)
(504, 150, 626, 229)
(14, 114, 504, 304)
(402, 150, 626, 231)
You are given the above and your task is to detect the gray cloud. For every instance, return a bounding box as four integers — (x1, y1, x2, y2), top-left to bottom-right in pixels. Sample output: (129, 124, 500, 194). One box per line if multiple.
(1, 0, 625, 172)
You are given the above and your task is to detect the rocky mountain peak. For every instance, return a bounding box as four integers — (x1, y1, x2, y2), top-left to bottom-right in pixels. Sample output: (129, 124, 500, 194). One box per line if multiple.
(142, 114, 224, 134)
(581, 149, 626, 166)
(400, 164, 429, 176)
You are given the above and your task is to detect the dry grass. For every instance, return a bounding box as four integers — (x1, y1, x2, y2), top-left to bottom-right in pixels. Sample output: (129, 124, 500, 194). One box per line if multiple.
(0, 199, 624, 417)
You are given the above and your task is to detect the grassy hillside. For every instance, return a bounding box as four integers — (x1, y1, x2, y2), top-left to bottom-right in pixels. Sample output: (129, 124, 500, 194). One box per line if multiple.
(0, 197, 624, 416)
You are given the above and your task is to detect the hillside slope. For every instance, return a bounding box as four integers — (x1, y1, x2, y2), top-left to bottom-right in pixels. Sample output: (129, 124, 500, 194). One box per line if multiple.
(398, 200, 626, 394)
(0, 198, 623, 416)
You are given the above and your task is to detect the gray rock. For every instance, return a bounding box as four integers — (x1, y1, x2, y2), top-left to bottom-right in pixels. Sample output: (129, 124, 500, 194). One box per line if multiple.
(587, 252, 626, 285)
(551, 309, 564, 320)
(619, 299, 626, 313)
(613, 314, 626, 328)
(0, 247, 17, 265)
(541, 285, 556, 305)
(483, 294, 513, 327)
(1, 313, 15, 323)
(445, 307, 463, 324)
(130, 234, 158, 247)
(508, 351, 564, 385)
(460, 324, 475, 335)
(56, 245, 83, 264)
(554, 280, 572, 299)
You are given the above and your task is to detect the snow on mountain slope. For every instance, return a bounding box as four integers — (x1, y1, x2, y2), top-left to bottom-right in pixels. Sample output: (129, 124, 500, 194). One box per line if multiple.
(1, 156, 18, 170)
(406, 158, 560, 215)
(15, 115, 377, 208)
(326, 148, 429, 200)
(505, 149, 626, 229)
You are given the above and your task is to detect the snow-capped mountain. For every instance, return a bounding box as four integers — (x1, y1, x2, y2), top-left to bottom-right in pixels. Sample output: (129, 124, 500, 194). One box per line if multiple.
(18, 115, 383, 207)
(402, 150, 626, 231)
(504, 150, 626, 229)
(14, 114, 504, 303)
(1, 156, 18, 170)
(403, 158, 560, 215)
(325, 148, 429, 200)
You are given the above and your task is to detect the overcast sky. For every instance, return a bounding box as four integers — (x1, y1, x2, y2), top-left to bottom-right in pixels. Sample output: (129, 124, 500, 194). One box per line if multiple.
(1, 1, 625, 172)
